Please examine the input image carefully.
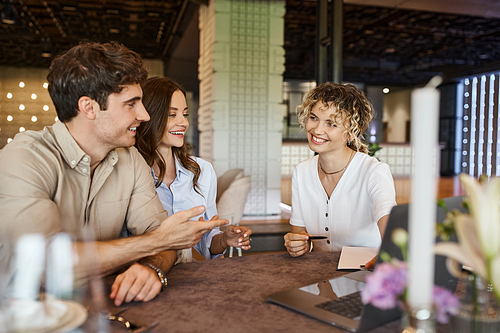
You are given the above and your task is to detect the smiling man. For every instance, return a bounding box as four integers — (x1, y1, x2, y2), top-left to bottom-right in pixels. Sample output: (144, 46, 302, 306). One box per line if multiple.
(0, 42, 228, 306)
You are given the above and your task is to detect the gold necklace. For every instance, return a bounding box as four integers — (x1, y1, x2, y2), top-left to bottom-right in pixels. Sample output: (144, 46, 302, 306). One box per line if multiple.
(319, 151, 355, 175)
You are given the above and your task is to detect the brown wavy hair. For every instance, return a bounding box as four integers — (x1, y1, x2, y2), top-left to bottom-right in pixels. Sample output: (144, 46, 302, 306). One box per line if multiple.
(297, 82, 373, 154)
(48, 42, 147, 122)
(135, 76, 201, 194)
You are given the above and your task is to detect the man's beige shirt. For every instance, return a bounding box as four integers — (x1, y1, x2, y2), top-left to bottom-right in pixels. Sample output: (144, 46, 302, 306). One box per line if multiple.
(0, 121, 168, 275)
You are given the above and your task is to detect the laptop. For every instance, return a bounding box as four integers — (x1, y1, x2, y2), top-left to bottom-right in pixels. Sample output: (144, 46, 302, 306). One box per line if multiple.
(266, 196, 466, 332)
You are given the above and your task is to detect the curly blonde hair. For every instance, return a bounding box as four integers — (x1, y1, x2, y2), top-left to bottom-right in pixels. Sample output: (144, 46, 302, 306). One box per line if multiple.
(297, 82, 373, 154)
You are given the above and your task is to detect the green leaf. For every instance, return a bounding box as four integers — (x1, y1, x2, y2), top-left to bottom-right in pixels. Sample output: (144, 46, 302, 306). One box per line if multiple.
(437, 198, 447, 211)
(380, 251, 392, 262)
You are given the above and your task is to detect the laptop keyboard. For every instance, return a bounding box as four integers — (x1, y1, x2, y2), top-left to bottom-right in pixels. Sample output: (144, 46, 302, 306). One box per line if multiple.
(315, 292, 363, 319)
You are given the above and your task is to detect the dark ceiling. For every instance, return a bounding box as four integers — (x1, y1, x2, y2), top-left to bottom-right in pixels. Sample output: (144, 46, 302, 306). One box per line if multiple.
(2, 0, 500, 87)
(286, 1, 500, 86)
(0, 0, 200, 70)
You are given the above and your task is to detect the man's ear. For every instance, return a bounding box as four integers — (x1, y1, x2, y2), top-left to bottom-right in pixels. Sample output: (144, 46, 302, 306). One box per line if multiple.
(77, 96, 98, 120)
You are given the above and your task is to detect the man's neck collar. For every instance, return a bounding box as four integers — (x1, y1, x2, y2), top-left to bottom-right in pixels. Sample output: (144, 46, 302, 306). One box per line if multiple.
(64, 119, 111, 166)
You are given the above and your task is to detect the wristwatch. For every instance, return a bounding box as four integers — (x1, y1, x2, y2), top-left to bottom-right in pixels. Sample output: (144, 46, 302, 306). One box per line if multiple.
(144, 263, 168, 291)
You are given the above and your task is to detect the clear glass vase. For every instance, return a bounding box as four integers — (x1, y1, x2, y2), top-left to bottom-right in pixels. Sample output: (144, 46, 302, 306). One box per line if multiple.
(401, 308, 436, 333)
(449, 274, 500, 333)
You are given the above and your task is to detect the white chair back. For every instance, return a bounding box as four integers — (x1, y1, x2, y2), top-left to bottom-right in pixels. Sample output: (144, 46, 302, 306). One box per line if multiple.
(216, 175, 251, 257)
(216, 175, 251, 226)
(216, 168, 244, 204)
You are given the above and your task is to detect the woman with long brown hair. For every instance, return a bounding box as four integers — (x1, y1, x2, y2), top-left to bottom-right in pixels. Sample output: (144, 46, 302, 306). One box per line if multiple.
(136, 76, 251, 262)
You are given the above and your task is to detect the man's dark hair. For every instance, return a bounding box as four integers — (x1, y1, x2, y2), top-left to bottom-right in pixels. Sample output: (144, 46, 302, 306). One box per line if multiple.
(47, 42, 148, 122)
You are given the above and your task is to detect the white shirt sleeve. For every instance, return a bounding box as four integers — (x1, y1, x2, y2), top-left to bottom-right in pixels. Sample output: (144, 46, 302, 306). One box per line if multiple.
(290, 165, 306, 227)
(367, 163, 397, 223)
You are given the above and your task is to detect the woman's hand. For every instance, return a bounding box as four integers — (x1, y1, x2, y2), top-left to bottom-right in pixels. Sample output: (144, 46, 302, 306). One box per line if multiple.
(363, 255, 377, 270)
(284, 232, 310, 257)
(223, 225, 252, 250)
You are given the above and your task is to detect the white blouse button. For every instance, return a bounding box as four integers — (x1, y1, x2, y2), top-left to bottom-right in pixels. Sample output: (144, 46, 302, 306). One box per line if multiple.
(82, 168, 87, 173)
(83, 157, 89, 162)
(71, 160, 76, 165)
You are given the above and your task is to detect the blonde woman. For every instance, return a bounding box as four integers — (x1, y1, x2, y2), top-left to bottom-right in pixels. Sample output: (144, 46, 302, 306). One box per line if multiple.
(284, 83, 396, 257)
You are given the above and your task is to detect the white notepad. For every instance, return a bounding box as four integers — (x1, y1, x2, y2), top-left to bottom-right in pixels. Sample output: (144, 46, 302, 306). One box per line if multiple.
(337, 246, 379, 270)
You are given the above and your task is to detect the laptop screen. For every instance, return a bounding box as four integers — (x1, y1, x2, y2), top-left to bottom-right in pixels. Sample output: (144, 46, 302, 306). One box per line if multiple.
(299, 276, 365, 300)
(376, 195, 466, 290)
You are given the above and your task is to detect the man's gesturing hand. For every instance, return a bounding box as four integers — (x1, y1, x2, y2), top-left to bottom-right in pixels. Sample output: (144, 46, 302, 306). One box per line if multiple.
(155, 206, 229, 250)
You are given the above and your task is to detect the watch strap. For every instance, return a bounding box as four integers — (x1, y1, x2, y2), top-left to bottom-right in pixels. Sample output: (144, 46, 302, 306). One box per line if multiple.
(144, 263, 168, 291)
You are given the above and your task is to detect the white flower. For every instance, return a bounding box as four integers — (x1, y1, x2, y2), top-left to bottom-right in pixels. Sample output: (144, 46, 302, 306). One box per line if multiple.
(391, 228, 408, 248)
(434, 174, 500, 304)
(434, 213, 487, 278)
(460, 174, 500, 260)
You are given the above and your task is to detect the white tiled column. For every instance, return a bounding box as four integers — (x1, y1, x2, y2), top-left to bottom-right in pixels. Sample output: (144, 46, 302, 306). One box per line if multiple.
(199, 0, 285, 216)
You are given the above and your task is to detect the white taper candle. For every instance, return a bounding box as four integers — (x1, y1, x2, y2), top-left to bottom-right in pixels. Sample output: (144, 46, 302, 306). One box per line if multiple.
(407, 85, 440, 310)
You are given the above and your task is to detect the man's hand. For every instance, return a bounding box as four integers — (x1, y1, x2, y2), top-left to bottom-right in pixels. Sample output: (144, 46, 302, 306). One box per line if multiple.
(110, 263, 161, 306)
(284, 232, 310, 257)
(224, 225, 252, 250)
(155, 206, 229, 250)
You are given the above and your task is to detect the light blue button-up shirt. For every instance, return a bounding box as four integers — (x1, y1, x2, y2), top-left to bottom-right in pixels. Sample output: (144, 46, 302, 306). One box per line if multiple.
(154, 156, 223, 260)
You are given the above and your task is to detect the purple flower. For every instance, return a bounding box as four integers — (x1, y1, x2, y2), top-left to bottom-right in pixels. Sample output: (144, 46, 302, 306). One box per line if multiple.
(361, 261, 407, 309)
(362, 260, 459, 324)
(433, 286, 460, 324)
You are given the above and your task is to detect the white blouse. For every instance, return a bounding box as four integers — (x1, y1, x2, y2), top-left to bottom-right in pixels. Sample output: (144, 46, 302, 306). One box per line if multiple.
(155, 156, 222, 261)
(290, 153, 396, 251)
